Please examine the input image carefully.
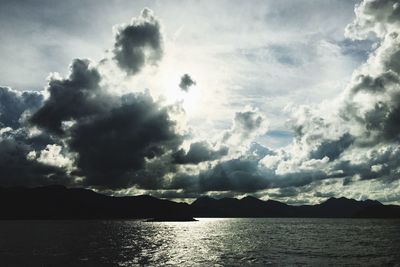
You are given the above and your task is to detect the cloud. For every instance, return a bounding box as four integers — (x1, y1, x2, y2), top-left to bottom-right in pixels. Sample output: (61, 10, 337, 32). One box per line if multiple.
(113, 8, 163, 75)
(1, 9, 182, 190)
(223, 109, 268, 149)
(29, 59, 111, 135)
(173, 0, 400, 196)
(198, 159, 269, 193)
(68, 92, 183, 189)
(28, 55, 185, 189)
(338, 0, 400, 146)
(247, 0, 400, 197)
(173, 141, 228, 164)
(17, 7, 187, 190)
(0, 131, 71, 187)
(345, 0, 400, 39)
(2, 1, 400, 203)
(0, 87, 43, 129)
(234, 110, 265, 132)
(309, 133, 355, 161)
(0, 86, 71, 187)
(179, 74, 196, 92)
(248, 142, 275, 160)
(34, 144, 73, 169)
(167, 158, 270, 194)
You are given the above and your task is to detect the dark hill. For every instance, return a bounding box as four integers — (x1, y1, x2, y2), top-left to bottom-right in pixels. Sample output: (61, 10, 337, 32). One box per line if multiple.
(0, 186, 399, 219)
(0, 185, 191, 220)
(190, 195, 399, 218)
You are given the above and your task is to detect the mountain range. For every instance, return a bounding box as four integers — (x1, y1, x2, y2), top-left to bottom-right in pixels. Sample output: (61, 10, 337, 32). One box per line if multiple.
(0, 185, 399, 220)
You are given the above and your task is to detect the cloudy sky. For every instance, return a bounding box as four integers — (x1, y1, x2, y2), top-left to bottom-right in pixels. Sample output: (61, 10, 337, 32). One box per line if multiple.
(1, 0, 400, 204)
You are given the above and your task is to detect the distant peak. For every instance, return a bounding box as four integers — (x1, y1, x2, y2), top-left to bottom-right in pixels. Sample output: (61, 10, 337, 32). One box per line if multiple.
(362, 199, 383, 206)
(242, 195, 258, 200)
(241, 196, 263, 202)
(326, 196, 351, 202)
(191, 196, 217, 205)
(323, 196, 382, 206)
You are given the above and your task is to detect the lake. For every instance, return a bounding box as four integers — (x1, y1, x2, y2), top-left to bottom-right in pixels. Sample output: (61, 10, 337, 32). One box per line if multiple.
(0, 218, 399, 266)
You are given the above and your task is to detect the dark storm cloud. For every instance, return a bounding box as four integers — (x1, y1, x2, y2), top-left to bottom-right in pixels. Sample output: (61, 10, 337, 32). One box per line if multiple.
(30, 59, 111, 135)
(166, 158, 270, 193)
(0, 7, 246, 192)
(69, 92, 182, 189)
(179, 74, 196, 92)
(165, 134, 340, 194)
(386, 44, 400, 72)
(340, 66, 400, 144)
(14, 8, 185, 190)
(310, 133, 354, 161)
(1, 126, 58, 152)
(0, 87, 43, 129)
(113, 8, 163, 75)
(0, 86, 72, 187)
(364, 99, 400, 142)
(0, 87, 58, 148)
(340, 0, 400, 144)
(331, 145, 400, 182)
(350, 72, 399, 95)
(0, 134, 70, 187)
(168, 157, 329, 194)
(198, 159, 269, 193)
(173, 141, 228, 164)
(20, 3, 181, 190)
(27, 55, 184, 189)
(361, 0, 400, 24)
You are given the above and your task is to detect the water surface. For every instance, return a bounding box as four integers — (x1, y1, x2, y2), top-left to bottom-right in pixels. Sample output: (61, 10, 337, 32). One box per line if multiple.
(0, 218, 399, 266)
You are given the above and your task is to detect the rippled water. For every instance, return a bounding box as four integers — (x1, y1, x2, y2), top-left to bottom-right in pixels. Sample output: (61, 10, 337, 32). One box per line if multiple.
(0, 218, 399, 266)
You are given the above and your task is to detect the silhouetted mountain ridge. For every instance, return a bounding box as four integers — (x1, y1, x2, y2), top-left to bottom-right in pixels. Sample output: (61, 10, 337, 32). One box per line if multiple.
(0, 186, 399, 219)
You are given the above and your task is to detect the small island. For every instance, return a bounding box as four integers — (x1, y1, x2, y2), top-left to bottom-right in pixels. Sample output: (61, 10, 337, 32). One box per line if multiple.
(147, 216, 198, 222)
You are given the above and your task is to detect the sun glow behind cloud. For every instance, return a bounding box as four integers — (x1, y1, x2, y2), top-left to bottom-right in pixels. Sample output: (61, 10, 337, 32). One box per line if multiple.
(157, 61, 202, 117)
(122, 40, 231, 129)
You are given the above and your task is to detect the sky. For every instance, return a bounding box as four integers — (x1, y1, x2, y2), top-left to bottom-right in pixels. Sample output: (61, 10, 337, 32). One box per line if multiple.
(0, 0, 400, 204)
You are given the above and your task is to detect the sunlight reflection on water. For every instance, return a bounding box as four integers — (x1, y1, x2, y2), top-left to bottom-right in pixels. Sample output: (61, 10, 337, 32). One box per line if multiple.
(0, 218, 399, 266)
